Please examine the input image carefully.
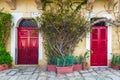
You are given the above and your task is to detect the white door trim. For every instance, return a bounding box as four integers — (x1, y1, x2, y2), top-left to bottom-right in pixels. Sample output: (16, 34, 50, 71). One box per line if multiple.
(86, 23, 112, 66)
(11, 12, 43, 65)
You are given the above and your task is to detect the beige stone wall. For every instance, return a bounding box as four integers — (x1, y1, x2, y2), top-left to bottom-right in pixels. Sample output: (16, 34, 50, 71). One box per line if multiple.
(0, 0, 117, 67)
(112, 26, 120, 54)
(73, 38, 86, 56)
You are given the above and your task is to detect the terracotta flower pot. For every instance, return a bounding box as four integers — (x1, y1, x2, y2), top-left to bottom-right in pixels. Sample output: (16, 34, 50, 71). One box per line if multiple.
(56, 66, 73, 74)
(0, 65, 4, 71)
(73, 64, 82, 71)
(3, 64, 9, 70)
(47, 65, 56, 72)
(112, 65, 119, 70)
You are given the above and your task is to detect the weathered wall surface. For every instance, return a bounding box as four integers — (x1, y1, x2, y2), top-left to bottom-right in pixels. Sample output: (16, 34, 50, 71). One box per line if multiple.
(0, 0, 118, 67)
(112, 26, 120, 54)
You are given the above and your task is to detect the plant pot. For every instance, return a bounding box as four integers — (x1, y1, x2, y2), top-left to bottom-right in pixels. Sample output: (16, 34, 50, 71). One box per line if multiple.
(0, 65, 4, 71)
(2, 64, 9, 70)
(47, 65, 56, 72)
(56, 66, 73, 74)
(73, 64, 82, 71)
(82, 64, 89, 70)
(111, 65, 119, 70)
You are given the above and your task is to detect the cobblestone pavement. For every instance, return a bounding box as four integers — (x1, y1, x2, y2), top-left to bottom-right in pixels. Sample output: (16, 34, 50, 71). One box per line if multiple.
(0, 67, 120, 80)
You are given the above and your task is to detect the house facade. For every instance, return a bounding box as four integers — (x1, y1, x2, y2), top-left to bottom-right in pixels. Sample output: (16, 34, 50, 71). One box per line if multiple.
(0, 0, 118, 67)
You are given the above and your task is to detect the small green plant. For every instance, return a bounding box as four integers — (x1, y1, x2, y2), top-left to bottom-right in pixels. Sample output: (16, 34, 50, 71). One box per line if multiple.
(82, 50, 93, 68)
(57, 56, 74, 67)
(47, 57, 57, 65)
(83, 50, 93, 62)
(0, 48, 13, 67)
(74, 55, 83, 64)
(111, 54, 120, 66)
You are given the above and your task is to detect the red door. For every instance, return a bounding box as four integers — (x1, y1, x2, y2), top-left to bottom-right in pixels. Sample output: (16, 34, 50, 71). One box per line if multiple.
(90, 26, 107, 66)
(18, 28, 38, 64)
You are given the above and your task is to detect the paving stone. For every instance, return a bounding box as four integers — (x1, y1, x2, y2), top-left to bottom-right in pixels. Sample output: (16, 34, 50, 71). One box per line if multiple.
(82, 73, 92, 77)
(37, 76, 46, 80)
(93, 68, 100, 71)
(102, 70, 113, 75)
(57, 74, 66, 78)
(23, 72, 33, 75)
(57, 77, 68, 80)
(107, 68, 113, 70)
(29, 79, 37, 80)
(96, 71, 103, 74)
(73, 71, 81, 76)
(104, 75, 120, 80)
(8, 71, 17, 76)
(0, 73, 7, 76)
(74, 77, 84, 80)
(48, 71, 56, 75)
(8, 76, 19, 80)
(33, 72, 40, 75)
(66, 73, 74, 77)
(17, 75, 30, 80)
(40, 68, 47, 71)
(47, 77, 56, 80)
(109, 69, 116, 71)
(15, 72, 22, 76)
(1, 69, 11, 74)
(88, 69, 94, 72)
(34, 68, 41, 73)
(97, 75, 114, 80)
(39, 72, 47, 76)
(29, 75, 38, 79)
(0, 76, 11, 80)
(67, 77, 75, 80)
(79, 70, 88, 73)
(24, 68, 36, 72)
(9, 68, 19, 71)
(99, 67, 107, 71)
(84, 76, 97, 80)
(48, 72, 56, 78)
(112, 71, 120, 76)
(91, 72, 98, 75)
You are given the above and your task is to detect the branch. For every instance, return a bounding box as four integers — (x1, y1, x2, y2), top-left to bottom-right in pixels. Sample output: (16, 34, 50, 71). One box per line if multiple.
(77, 18, 120, 42)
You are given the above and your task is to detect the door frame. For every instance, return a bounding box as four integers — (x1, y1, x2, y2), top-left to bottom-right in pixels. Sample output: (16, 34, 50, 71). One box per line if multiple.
(10, 13, 42, 65)
(86, 25, 112, 67)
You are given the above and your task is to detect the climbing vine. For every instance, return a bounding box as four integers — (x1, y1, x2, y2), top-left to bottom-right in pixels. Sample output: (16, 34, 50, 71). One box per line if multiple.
(0, 11, 12, 49)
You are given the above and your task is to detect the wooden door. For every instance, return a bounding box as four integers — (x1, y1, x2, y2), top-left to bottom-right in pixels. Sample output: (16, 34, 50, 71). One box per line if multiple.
(90, 26, 107, 66)
(18, 28, 38, 64)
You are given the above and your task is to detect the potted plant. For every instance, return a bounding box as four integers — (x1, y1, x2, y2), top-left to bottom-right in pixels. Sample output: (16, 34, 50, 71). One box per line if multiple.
(111, 54, 120, 70)
(47, 57, 57, 72)
(56, 56, 74, 74)
(118, 55, 120, 69)
(82, 50, 93, 70)
(37, 0, 89, 73)
(0, 48, 13, 71)
(73, 55, 83, 71)
(0, 65, 4, 71)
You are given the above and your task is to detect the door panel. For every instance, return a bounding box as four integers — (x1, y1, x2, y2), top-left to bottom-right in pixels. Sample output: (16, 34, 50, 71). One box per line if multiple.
(91, 26, 107, 66)
(18, 36, 28, 64)
(28, 38, 38, 64)
(18, 28, 38, 64)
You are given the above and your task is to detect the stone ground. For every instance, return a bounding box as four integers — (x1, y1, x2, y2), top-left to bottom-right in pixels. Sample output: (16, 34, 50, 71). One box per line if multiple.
(0, 67, 120, 80)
